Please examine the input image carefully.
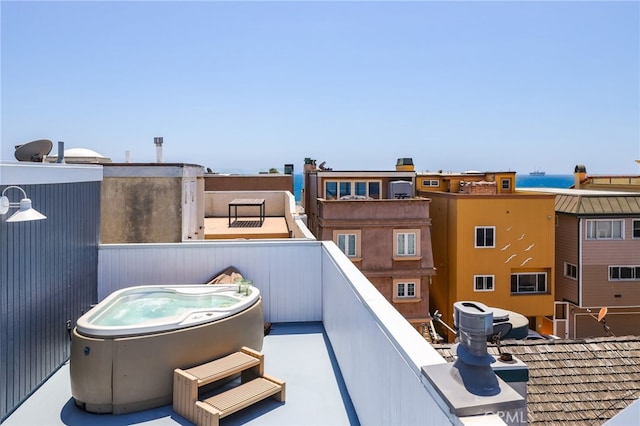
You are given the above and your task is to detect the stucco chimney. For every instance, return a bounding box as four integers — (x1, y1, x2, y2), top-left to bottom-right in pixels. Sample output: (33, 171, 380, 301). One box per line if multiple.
(303, 158, 316, 174)
(154, 137, 163, 163)
(396, 157, 415, 171)
(574, 164, 587, 189)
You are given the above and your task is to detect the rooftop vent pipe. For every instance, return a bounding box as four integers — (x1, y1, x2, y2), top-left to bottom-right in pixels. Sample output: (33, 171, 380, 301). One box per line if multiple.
(154, 137, 163, 163)
(56, 141, 64, 163)
(422, 301, 526, 417)
(452, 301, 499, 396)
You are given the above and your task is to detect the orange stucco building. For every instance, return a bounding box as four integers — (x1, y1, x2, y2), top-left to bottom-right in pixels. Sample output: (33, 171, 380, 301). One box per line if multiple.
(417, 171, 557, 340)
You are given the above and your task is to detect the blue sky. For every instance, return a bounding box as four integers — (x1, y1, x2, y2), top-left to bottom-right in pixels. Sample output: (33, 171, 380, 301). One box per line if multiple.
(2, 1, 639, 174)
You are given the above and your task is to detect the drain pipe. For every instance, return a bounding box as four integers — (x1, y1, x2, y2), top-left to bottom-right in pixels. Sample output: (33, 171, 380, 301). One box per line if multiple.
(56, 141, 65, 163)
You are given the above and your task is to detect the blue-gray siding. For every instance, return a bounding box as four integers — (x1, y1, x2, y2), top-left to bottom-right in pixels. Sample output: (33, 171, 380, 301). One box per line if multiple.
(1, 182, 100, 421)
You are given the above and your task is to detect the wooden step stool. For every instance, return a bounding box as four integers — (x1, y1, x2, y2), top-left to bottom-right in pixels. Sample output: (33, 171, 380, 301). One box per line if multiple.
(173, 347, 285, 426)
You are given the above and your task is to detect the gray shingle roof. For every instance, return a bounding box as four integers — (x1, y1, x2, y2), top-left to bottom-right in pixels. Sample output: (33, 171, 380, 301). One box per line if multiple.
(432, 336, 640, 425)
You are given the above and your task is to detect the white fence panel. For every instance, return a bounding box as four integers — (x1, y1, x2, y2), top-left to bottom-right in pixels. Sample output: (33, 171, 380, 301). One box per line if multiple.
(98, 240, 323, 323)
(320, 242, 452, 426)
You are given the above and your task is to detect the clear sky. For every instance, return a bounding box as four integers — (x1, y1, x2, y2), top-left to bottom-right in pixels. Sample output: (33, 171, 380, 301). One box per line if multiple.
(2, 0, 639, 174)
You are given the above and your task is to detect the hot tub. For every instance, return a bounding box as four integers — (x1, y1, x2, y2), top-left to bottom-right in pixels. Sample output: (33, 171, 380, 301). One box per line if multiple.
(70, 284, 264, 414)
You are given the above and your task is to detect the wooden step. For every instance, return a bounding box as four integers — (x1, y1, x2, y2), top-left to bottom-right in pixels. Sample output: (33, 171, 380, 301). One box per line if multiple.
(173, 347, 264, 423)
(194, 376, 285, 426)
(185, 349, 263, 386)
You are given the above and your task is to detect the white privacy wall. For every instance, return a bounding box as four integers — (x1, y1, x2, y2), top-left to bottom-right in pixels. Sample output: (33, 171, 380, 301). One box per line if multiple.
(320, 242, 453, 426)
(98, 240, 323, 323)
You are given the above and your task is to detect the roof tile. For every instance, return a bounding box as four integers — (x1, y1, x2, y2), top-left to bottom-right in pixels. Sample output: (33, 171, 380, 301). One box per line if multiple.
(432, 336, 640, 425)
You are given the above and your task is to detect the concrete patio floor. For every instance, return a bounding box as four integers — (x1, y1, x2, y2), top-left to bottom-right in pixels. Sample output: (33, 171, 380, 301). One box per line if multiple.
(4, 322, 359, 426)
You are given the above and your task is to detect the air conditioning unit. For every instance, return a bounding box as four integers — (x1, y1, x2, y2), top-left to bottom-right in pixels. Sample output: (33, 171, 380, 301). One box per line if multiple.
(389, 180, 413, 199)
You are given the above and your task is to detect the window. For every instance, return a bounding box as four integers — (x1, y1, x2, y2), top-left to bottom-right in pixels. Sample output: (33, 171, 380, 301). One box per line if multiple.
(368, 182, 380, 199)
(339, 182, 352, 198)
(325, 180, 381, 199)
(586, 219, 623, 240)
(393, 278, 420, 301)
(564, 263, 577, 280)
(355, 182, 367, 197)
(501, 179, 511, 190)
(396, 232, 416, 256)
(334, 230, 361, 259)
(511, 273, 547, 294)
(422, 179, 439, 187)
(396, 282, 416, 298)
(337, 234, 356, 257)
(633, 220, 640, 239)
(474, 275, 494, 292)
(325, 182, 337, 200)
(475, 226, 495, 248)
(609, 266, 640, 281)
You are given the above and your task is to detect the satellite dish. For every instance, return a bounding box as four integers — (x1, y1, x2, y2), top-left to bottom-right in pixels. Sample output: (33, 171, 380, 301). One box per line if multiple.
(597, 307, 608, 322)
(14, 139, 53, 162)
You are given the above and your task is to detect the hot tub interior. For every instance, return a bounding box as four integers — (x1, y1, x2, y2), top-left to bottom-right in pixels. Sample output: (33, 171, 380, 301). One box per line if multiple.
(76, 284, 260, 337)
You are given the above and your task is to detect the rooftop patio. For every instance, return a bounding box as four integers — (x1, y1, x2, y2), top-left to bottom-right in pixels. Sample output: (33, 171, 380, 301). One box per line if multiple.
(3, 239, 521, 425)
(4, 322, 358, 426)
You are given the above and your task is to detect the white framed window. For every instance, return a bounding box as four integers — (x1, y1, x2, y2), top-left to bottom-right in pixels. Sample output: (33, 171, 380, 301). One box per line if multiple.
(501, 179, 511, 190)
(334, 230, 361, 259)
(355, 181, 367, 197)
(564, 262, 577, 280)
(396, 282, 416, 298)
(339, 182, 352, 198)
(609, 265, 640, 281)
(585, 219, 623, 240)
(422, 179, 439, 187)
(325, 180, 381, 200)
(394, 229, 419, 257)
(633, 219, 640, 239)
(475, 226, 495, 248)
(393, 278, 420, 301)
(474, 275, 494, 292)
(511, 273, 547, 294)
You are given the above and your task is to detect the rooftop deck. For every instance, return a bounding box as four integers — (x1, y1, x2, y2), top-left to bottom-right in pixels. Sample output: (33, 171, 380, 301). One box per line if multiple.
(204, 217, 290, 239)
(4, 322, 358, 426)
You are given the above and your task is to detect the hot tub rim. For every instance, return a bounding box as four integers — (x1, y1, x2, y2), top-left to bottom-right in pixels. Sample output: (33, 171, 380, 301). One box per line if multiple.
(75, 284, 261, 338)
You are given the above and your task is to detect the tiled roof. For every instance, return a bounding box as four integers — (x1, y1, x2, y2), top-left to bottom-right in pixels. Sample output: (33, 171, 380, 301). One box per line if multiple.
(432, 336, 640, 425)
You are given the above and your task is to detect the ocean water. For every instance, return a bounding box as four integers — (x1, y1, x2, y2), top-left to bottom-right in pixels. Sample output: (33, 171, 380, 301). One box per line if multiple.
(516, 174, 574, 189)
(293, 174, 574, 203)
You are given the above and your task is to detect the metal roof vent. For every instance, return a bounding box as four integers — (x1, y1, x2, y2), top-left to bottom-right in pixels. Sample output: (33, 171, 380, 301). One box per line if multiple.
(453, 301, 499, 396)
(421, 301, 526, 418)
(154, 137, 163, 163)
